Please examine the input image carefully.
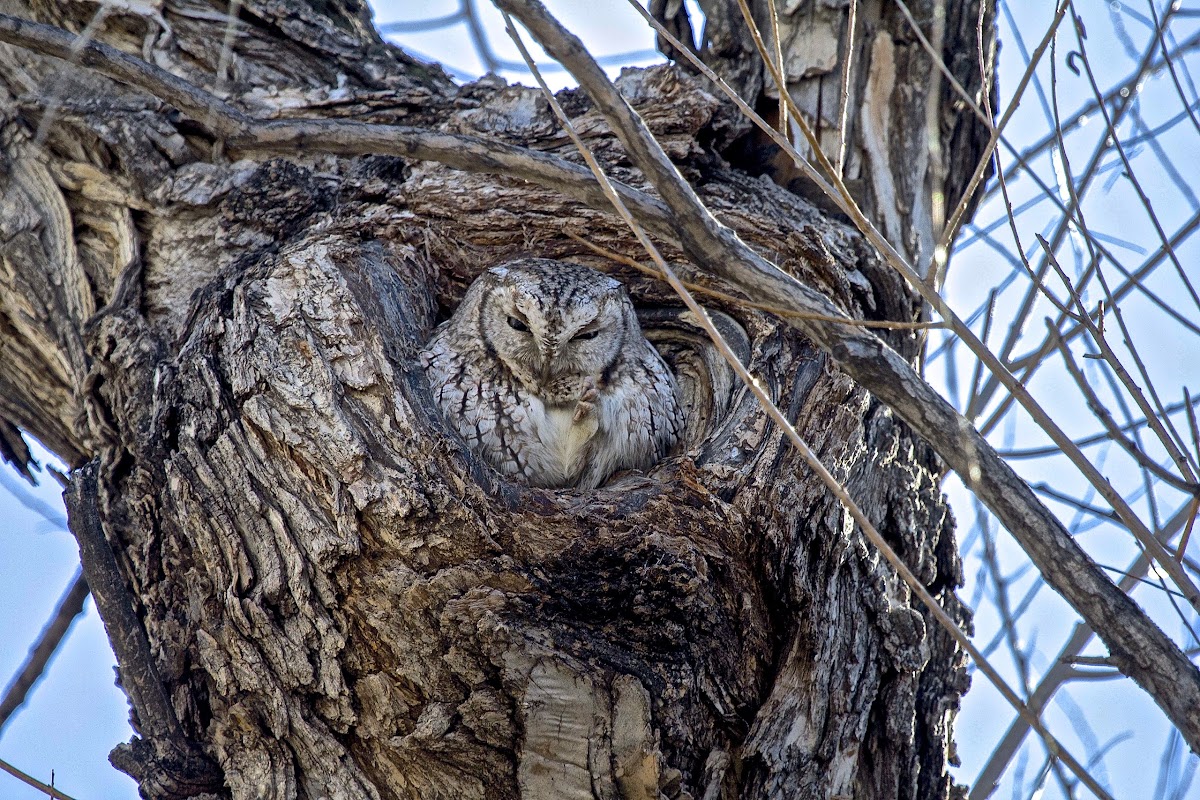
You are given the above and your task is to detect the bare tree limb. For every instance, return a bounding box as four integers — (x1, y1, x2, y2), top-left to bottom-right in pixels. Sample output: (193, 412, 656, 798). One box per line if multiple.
(64, 462, 222, 797)
(0, 12, 676, 243)
(0, 420, 36, 484)
(0, 756, 78, 800)
(492, 0, 1200, 752)
(971, 501, 1197, 799)
(0, 568, 89, 733)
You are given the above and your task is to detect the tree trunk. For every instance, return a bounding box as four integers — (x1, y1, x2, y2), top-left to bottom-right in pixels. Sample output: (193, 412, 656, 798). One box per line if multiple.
(0, 1, 990, 797)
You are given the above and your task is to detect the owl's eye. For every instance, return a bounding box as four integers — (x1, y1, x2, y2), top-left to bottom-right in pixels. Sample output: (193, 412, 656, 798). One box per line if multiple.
(572, 329, 600, 341)
(507, 316, 530, 333)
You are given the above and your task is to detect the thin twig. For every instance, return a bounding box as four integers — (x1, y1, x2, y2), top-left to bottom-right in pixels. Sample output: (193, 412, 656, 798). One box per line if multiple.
(835, 0, 857, 177)
(893, 0, 991, 127)
(941, 1, 1071, 260)
(971, 499, 1198, 799)
(564, 232, 941, 330)
(966, 290, 998, 420)
(0, 756, 78, 800)
(1048, 321, 1197, 493)
(0, 569, 89, 732)
(765, 0, 788, 138)
(1037, 234, 1199, 484)
(501, 14, 1111, 797)
(502, 0, 1200, 749)
(997, 398, 1200, 459)
(1090, 255, 1200, 478)
(1180, 498, 1199, 566)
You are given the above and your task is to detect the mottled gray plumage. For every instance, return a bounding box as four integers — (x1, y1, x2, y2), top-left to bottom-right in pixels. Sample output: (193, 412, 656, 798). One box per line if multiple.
(421, 259, 683, 489)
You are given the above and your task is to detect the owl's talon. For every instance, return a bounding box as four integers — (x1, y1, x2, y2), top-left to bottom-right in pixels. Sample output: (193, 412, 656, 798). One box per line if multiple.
(572, 400, 594, 424)
(573, 379, 599, 423)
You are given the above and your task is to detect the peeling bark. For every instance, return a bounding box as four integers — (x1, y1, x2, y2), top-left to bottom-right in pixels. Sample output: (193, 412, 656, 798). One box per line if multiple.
(688, 0, 995, 271)
(0, 1, 982, 798)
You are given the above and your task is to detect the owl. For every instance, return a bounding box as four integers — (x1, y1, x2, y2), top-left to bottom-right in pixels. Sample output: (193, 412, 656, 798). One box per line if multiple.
(421, 259, 684, 490)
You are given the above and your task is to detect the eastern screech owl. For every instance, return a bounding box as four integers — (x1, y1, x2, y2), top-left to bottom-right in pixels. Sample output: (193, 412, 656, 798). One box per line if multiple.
(421, 259, 683, 489)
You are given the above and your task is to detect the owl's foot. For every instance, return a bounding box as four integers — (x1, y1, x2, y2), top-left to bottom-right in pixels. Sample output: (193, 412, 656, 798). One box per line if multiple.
(572, 378, 599, 424)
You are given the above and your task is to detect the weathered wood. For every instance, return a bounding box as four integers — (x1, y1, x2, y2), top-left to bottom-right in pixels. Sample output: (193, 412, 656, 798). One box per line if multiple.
(0, 1, 976, 798)
(685, 0, 996, 271)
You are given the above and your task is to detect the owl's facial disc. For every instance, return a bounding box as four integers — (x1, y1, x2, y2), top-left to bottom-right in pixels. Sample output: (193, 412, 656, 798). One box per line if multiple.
(484, 284, 621, 387)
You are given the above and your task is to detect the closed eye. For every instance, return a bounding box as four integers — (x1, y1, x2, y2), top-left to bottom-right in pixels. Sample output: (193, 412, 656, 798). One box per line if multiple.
(572, 329, 600, 341)
(507, 316, 530, 333)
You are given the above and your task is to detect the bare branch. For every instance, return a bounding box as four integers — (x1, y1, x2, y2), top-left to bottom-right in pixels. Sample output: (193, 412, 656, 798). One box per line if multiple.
(1038, 237, 1199, 487)
(835, 0, 857, 177)
(0, 569, 89, 733)
(0, 757, 78, 800)
(0, 12, 678, 246)
(0, 421, 36, 483)
(503, 16, 1111, 797)
(998, 398, 1200, 459)
(495, 0, 1200, 750)
(64, 462, 222, 794)
(971, 500, 1198, 799)
(566, 232, 943, 331)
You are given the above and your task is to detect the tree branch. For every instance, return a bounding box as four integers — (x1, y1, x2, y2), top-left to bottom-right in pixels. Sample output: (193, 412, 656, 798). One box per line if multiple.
(64, 462, 222, 798)
(0, 569, 88, 733)
(0, 12, 678, 249)
(0, 756, 78, 800)
(493, 0, 1200, 751)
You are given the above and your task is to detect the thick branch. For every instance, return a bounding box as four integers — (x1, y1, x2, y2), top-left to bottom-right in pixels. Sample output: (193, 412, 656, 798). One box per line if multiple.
(495, 0, 1200, 750)
(0, 12, 675, 244)
(64, 463, 222, 797)
(0, 569, 88, 732)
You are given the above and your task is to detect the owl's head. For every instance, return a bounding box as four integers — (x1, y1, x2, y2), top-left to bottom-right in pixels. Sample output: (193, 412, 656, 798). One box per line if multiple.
(475, 259, 636, 391)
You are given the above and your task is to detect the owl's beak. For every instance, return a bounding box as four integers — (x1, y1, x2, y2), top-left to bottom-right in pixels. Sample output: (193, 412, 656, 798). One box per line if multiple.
(536, 338, 562, 382)
(538, 352, 558, 382)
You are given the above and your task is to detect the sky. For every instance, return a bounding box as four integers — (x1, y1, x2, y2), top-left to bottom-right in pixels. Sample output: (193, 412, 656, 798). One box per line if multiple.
(1, 1, 1198, 798)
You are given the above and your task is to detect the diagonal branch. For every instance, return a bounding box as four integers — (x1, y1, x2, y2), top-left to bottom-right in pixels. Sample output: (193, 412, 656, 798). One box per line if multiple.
(0, 12, 674, 242)
(970, 500, 1197, 799)
(64, 462, 222, 795)
(501, 16, 1112, 796)
(0, 568, 89, 733)
(0, 756, 78, 800)
(630, 0, 1200, 612)
(491, 0, 1200, 752)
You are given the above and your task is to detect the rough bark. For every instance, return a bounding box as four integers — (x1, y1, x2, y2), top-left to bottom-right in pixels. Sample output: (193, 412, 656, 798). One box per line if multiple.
(677, 0, 995, 271)
(0, 1, 979, 798)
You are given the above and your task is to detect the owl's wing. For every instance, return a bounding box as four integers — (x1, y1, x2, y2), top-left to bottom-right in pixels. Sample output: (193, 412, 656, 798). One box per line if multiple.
(421, 331, 540, 482)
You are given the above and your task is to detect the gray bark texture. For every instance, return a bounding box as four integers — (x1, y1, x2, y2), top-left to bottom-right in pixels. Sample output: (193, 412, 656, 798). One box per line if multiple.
(0, 0, 993, 798)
